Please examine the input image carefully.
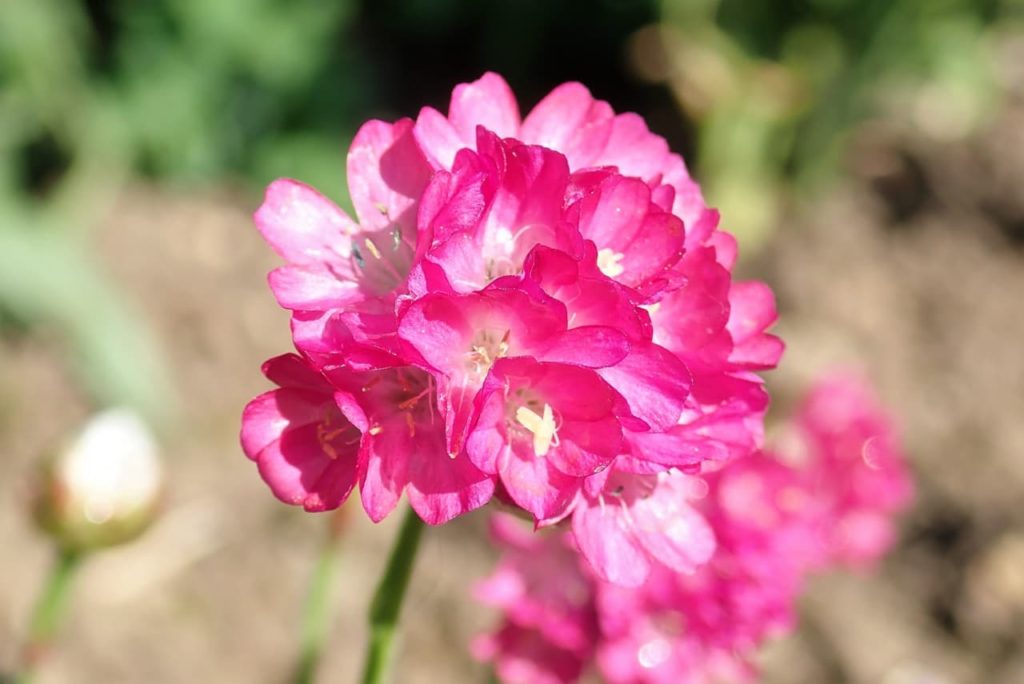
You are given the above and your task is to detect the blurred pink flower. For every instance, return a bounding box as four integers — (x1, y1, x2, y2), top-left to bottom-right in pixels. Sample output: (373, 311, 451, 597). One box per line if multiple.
(475, 371, 913, 683)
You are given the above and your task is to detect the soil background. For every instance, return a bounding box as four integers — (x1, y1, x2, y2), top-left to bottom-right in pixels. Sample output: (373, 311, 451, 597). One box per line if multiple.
(1, 99, 1023, 683)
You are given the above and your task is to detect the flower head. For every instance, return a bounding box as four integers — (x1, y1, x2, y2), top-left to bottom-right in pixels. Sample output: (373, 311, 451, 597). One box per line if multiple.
(241, 74, 781, 587)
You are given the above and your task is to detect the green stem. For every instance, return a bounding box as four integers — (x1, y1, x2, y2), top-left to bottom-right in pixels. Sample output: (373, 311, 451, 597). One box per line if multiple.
(294, 527, 344, 684)
(15, 548, 84, 684)
(359, 507, 425, 684)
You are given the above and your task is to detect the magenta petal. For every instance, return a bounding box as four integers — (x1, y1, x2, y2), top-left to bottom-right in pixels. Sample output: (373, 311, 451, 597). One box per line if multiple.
(414, 106, 464, 169)
(547, 424, 620, 477)
(257, 423, 359, 512)
(449, 72, 521, 141)
(241, 387, 325, 459)
(268, 264, 361, 311)
(597, 343, 691, 430)
(727, 280, 783, 369)
(465, 387, 507, 474)
(260, 353, 329, 391)
(254, 179, 358, 263)
(731, 334, 785, 370)
(407, 451, 496, 525)
(500, 442, 580, 521)
(520, 82, 614, 171)
(571, 502, 650, 587)
(538, 326, 630, 368)
(631, 476, 716, 573)
(727, 281, 777, 340)
(242, 380, 361, 513)
(600, 112, 673, 182)
(347, 118, 432, 234)
(626, 428, 729, 468)
(359, 430, 411, 523)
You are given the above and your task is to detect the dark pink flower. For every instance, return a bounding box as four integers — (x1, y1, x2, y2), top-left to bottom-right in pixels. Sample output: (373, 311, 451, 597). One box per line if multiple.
(243, 72, 782, 559)
(329, 364, 495, 525)
(240, 354, 362, 512)
(468, 358, 626, 521)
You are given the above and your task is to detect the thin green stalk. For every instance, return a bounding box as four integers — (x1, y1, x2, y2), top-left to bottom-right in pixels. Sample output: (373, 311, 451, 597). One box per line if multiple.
(294, 528, 345, 684)
(15, 548, 84, 684)
(359, 507, 425, 684)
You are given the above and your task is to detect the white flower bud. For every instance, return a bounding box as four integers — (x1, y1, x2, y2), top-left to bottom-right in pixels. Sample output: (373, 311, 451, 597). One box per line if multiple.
(34, 409, 163, 551)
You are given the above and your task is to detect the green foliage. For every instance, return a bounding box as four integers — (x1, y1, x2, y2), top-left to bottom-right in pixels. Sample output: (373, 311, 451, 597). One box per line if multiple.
(0, 0, 362, 421)
(660, 0, 1010, 247)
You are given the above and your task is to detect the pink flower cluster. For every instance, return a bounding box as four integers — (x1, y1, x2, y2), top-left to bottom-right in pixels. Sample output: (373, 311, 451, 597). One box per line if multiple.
(240, 73, 782, 585)
(473, 373, 913, 683)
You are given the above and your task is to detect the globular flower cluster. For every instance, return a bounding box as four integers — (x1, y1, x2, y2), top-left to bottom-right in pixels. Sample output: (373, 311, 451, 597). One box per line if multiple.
(473, 372, 913, 683)
(241, 73, 783, 586)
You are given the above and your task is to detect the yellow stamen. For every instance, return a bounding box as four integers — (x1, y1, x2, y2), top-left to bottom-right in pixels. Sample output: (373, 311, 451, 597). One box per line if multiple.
(364, 239, 383, 260)
(515, 403, 557, 457)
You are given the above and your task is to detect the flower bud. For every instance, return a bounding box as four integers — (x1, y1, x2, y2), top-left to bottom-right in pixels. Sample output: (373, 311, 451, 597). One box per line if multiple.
(33, 409, 163, 552)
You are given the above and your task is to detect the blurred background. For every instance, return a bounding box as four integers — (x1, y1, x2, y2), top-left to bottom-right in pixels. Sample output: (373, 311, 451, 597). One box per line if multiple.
(2, 0, 1023, 681)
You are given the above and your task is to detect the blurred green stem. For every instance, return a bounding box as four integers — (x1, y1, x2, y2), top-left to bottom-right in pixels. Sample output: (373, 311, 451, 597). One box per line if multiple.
(15, 548, 84, 684)
(359, 506, 425, 684)
(294, 521, 345, 684)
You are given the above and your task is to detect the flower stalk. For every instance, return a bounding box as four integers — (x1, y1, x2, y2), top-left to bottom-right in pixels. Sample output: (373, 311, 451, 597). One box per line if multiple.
(15, 548, 84, 684)
(294, 512, 347, 684)
(359, 506, 425, 684)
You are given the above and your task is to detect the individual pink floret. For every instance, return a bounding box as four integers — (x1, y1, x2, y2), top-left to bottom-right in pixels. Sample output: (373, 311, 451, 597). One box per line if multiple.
(255, 119, 431, 314)
(240, 354, 362, 512)
(571, 465, 716, 587)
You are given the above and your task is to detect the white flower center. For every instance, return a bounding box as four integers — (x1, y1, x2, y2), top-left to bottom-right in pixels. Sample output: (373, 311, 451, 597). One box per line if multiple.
(597, 248, 625, 278)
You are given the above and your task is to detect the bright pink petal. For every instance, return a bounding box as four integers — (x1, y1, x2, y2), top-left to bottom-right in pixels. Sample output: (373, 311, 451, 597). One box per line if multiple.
(254, 179, 358, 264)
(261, 353, 329, 391)
(499, 441, 580, 521)
(727, 281, 783, 370)
(347, 118, 432, 234)
(407, 450, 496, 525)
(449, 72, 521, 141)
(268, 264, 361, 310)
(596, 343, 691, 430)
(599, 113, 673, 182)
(241, 388, 320, 461)
(241, 382, 361, 513)
(256, 422, 359, 512)
(538, 326, 630, 368)
(625, 428, 729, 469)
(549, 422, 621, 477)
(414, 106, 465, 170)
(571, 502, 650, 587)
(359, 438, 409, 523)
(631, 475, 716, 573)
(520, 83, 614, 171)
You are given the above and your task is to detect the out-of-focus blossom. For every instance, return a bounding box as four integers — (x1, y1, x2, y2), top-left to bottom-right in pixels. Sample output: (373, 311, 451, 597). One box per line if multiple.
(475, 372, 913, 683)
(781, 371, 915, 568)
(241, 73, 781, 586)
(33, 409, 163, 551)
